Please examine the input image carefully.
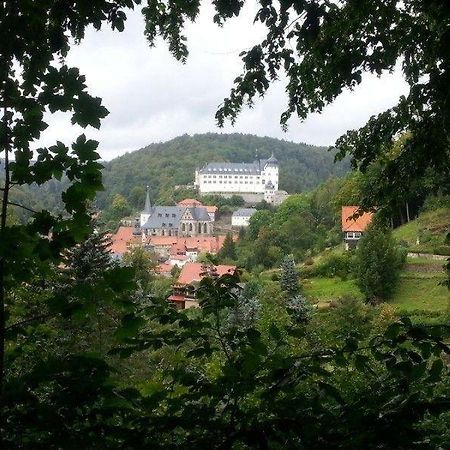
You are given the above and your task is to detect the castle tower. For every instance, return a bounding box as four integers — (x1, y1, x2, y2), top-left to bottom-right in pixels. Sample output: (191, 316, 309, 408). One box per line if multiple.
(140, 186, 152, 227)
(263, 152, 279, 191)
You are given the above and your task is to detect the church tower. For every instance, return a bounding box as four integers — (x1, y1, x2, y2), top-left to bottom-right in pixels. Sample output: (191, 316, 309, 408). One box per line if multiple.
(140, 186, 152, 227)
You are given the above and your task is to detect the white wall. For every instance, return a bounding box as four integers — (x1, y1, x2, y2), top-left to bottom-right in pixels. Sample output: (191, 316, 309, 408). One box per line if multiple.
(232, 215, 252, 227)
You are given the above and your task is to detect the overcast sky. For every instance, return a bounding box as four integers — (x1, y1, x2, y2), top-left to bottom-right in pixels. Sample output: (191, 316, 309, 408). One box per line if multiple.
(37, 3, 409, 160)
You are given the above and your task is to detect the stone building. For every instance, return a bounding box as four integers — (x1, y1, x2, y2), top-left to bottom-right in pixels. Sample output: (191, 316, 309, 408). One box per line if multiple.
(137, 188, 214, 237)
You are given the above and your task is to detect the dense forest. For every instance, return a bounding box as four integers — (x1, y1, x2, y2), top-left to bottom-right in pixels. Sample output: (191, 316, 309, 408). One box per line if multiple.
(97, 133, 349, 210)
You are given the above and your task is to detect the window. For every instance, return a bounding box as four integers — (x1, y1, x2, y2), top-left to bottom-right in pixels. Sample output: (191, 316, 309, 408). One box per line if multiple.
(189, 223, 193, 231)
(158, 213, 162, 217)
(165, 213, 169, 217)
(172, 214, 176, 218)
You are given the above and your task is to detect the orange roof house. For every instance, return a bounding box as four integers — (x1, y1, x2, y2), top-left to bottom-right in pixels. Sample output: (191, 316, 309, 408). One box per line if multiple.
(341, 206, 374, 249)
(168, 262, 236, 309)
(109, 226, 140, 257)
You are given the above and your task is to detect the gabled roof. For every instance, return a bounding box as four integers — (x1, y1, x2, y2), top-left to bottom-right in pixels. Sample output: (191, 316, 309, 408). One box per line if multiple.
(232, 208, 257, 218)
(177, 198, 203, 207)
(109, 226, 139, 255)
(177, 262, 236, 285)
(341, 206, 374, 232)
(141, 206, 185, 229)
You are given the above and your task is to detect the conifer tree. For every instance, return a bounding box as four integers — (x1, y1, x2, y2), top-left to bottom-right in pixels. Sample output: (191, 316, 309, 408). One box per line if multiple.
(287, 295, 312, 325)
(280, 254, 300, 298)
(64, 229, 115, 282)
(219, 233, 237, 260)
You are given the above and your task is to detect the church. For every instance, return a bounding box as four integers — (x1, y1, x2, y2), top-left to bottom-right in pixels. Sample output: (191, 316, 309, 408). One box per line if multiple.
(136, 188, 214, 237)
(194, 153, 279, 203)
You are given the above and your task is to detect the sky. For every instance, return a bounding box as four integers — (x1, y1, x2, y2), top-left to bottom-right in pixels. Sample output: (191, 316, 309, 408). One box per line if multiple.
(37, 3, 410, 160)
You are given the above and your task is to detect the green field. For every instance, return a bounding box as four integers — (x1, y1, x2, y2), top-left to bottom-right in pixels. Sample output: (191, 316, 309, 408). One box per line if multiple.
(304, 258, 449, 321)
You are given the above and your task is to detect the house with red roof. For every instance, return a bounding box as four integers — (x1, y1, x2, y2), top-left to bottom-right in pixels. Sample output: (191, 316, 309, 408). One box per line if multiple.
(108, 226, 141, 259)
(341, 206, 374, 249)
(168, 262, 236, 309)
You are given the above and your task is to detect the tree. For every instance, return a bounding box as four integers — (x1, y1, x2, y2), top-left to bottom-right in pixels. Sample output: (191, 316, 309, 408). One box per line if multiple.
(218, 232, 236, 260)
(215, 1, 450, 212)
(122, 246, 157, 291)
(286, 294, 312, 325)
(111, 193, 131, 219)
(63, 229, 115, 281)
(247, 209, 274, 240)
(355, 222, 405, 303)
(280, 254, 300, 298)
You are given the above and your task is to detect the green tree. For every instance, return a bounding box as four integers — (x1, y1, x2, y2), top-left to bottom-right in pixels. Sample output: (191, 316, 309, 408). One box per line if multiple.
(355, 223, 405, 303)
(218, 232, 236, 260)
(247, 209, 274, 240)
(122, 246, 157, 292)
(111, 193, 131, 219)
(280, 254, 300, 298)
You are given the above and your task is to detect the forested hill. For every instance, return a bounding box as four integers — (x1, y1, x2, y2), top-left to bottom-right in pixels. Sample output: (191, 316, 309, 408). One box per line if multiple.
(96, 133, 349, 209)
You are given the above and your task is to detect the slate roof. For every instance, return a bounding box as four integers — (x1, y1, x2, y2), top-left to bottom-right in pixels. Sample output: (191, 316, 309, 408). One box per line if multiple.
(141, 206, 185, 229)
(198, 160, 268, 175)
(341, 206, 374, 232)
(186, 206, 211, 221)
(141, 206, 211, 229)
(232, 208, 257, 218)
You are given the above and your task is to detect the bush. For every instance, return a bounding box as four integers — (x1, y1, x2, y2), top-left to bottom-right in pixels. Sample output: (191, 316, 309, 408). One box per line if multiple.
(355, 223, 405, 303)
(301, 251, 353, 280)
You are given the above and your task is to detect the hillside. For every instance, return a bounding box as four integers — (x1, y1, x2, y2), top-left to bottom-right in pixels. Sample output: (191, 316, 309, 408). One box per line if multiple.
(393, 207, 450, 255)
(96, 133, 349, 210)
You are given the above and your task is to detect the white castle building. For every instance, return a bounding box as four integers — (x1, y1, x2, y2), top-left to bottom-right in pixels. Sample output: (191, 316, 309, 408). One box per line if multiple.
(194, 153, 279, 203)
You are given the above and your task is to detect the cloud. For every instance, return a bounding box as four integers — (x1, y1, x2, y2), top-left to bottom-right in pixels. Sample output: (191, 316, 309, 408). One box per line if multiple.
(35, 4, 409, 160)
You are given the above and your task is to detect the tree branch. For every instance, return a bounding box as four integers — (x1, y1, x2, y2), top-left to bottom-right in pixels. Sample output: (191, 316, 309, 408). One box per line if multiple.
(7, 201, 38, 214)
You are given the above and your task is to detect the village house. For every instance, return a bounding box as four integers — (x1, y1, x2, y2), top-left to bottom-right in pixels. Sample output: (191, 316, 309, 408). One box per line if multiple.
(146, 235, 228, 263)
(109, 226, 141, 260)
(341, 206, 374, 249)
(168, 262, 237, 309)
(231, 207, 257, 227)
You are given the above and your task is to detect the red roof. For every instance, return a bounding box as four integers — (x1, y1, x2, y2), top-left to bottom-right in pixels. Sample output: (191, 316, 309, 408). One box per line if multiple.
(168, 294, 186, 302)
(148, 235, 228, 255)
(177, 199, 217, 214)
(177, 262, 236, 285)
(177, 198, 203, 207)
(341, 206, 374, 232)
(156, 262, 173, 274)
(109, 226, 139, 254)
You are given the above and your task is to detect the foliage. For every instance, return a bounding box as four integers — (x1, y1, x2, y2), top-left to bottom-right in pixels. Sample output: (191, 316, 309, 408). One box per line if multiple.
(216, 0, 450, 215)
(303, 250, 353, 280)
(122, 246, 157, 292)
(218, 232, 236, 261)
(286, 294, 312, 325)
(280, 254, 300, 298)
(356, 223, 406, 303)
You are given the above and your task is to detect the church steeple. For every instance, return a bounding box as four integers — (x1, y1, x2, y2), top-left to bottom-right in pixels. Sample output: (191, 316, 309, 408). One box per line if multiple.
(143, 185, 152, 213)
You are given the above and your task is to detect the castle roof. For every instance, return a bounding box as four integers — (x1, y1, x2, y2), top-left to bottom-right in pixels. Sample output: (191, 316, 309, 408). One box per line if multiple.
(265, 152, 278, 165)
(198, 160, 268, 175)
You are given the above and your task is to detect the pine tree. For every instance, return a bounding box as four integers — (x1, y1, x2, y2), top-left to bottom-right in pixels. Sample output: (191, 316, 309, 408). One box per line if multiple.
(64, 230, 115, 282)
(287, 295, 312, 325)
(280, 254, 300, 298)
(219, 233, 237, 260)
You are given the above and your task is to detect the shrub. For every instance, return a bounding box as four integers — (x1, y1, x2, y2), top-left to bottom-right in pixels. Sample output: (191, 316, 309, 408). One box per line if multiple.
(355, 223, 405, 303)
